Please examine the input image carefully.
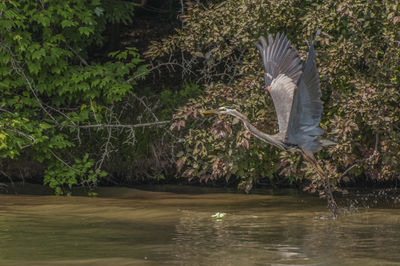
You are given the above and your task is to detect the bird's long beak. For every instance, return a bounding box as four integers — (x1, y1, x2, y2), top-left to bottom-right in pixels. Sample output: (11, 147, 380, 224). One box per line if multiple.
(201, 109, 219, 114)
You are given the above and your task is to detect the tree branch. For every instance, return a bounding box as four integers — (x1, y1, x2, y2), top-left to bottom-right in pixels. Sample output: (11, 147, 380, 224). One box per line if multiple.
(0, 126, 36, 148)
(66, 44, 89, 66)
(50, 150, 82, 173)
(67, 120, 170, 129)
(126, 61, 195, 84)
(6, 45, 58, 123)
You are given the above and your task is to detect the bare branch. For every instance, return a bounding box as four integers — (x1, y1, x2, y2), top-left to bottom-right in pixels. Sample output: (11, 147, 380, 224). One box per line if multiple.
(90, 99, 100, 124)
(66, 44, 89, 66)
(374, 133, 379, 154)
(339, 133, 380, 180)
(134, 95, 159, 121)
(50, 150, 83, 173)
(0, 107, 13, 115)
(0, 126, 36, 148)
(6, 46, 58, 123)
(70, 120, 170, 129)
(339, 164, 358, 180)
(0, 170, 16, 193)
(96, 107, 114, 170)
(126, 61, 195, 84)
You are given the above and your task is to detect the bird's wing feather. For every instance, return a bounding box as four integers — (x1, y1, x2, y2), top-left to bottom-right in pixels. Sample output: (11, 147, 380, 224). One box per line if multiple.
(286, 31, 324, 152)
(255, 33, 303, 136)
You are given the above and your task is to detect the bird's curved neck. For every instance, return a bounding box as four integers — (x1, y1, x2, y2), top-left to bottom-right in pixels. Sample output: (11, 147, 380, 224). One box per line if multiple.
(230, 110, 286, 150)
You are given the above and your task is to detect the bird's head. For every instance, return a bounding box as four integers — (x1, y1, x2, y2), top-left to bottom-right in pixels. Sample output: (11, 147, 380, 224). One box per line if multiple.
(202, 106, 249, 124)
(202, 106, 236, 115)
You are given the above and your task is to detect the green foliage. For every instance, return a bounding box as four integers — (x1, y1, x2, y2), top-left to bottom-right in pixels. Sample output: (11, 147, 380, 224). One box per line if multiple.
(0, 1, 144, 194)
(101, 0, 137, 25)
(160, 81, 203, 119)
(151, 0, 400, 192)
(44, 153, 106, 196)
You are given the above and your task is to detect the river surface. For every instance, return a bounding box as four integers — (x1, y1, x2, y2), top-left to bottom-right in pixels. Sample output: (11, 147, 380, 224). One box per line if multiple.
(0, 185, 399, 265)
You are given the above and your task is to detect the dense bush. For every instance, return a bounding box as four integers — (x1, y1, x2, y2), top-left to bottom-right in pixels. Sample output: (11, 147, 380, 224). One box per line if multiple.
(149, 0, 400, 193)
(0, 0, 147, 194)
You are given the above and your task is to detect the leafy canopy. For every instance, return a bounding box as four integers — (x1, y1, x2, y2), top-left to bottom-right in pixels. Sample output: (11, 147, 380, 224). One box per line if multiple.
(0, 0, 145, 194)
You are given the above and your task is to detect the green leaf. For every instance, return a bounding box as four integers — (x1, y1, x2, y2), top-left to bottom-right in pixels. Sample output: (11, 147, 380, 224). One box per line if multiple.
(61, 20, 77, 28)
(78, 26, 93, 36)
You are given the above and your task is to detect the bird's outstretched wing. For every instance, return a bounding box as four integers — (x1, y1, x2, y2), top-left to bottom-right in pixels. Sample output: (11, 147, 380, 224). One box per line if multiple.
(286, 31, 324, 152)
(255, 33, 303, 137)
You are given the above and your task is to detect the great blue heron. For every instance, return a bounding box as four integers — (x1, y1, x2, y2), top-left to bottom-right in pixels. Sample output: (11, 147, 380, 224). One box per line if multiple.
(202, 31, 338, 216)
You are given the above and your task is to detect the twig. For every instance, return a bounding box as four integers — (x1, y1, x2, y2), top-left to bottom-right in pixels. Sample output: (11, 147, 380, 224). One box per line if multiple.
(374, 133, 379, 155)
(228, 48, 247, 84)
(7, 46, 58, 123)
(123, 127, 136, 146)
(44, 103, 77, 127)
(69, 120, 170, 129)
(0, 170, 16, 194)
(180, 0, 185, 25)
(0, 107, 13, 115)
(19, 168, 25, 186)
(90, 99, 100, 124)
(134, 95, 159, 121)
(339, 133, 380, 180)
(50, 150, 82, 173)
(126, 61, 195, 83)
(96, 107, 114, 170)
(0, 126, 36, 148)
(66, 44, 89, 66)
(339, 163, 358, 180)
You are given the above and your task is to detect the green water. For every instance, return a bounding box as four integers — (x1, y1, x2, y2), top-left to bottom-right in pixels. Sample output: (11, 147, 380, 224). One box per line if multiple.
(0, 185, 399, 265)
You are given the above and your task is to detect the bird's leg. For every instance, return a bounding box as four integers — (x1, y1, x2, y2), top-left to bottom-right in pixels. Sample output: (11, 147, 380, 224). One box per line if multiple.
(315, 160, 338, 218)
(302, 151, 338, 217)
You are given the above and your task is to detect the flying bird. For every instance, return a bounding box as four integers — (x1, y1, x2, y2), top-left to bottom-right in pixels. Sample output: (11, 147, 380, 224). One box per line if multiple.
(202, 31, 338, 216)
